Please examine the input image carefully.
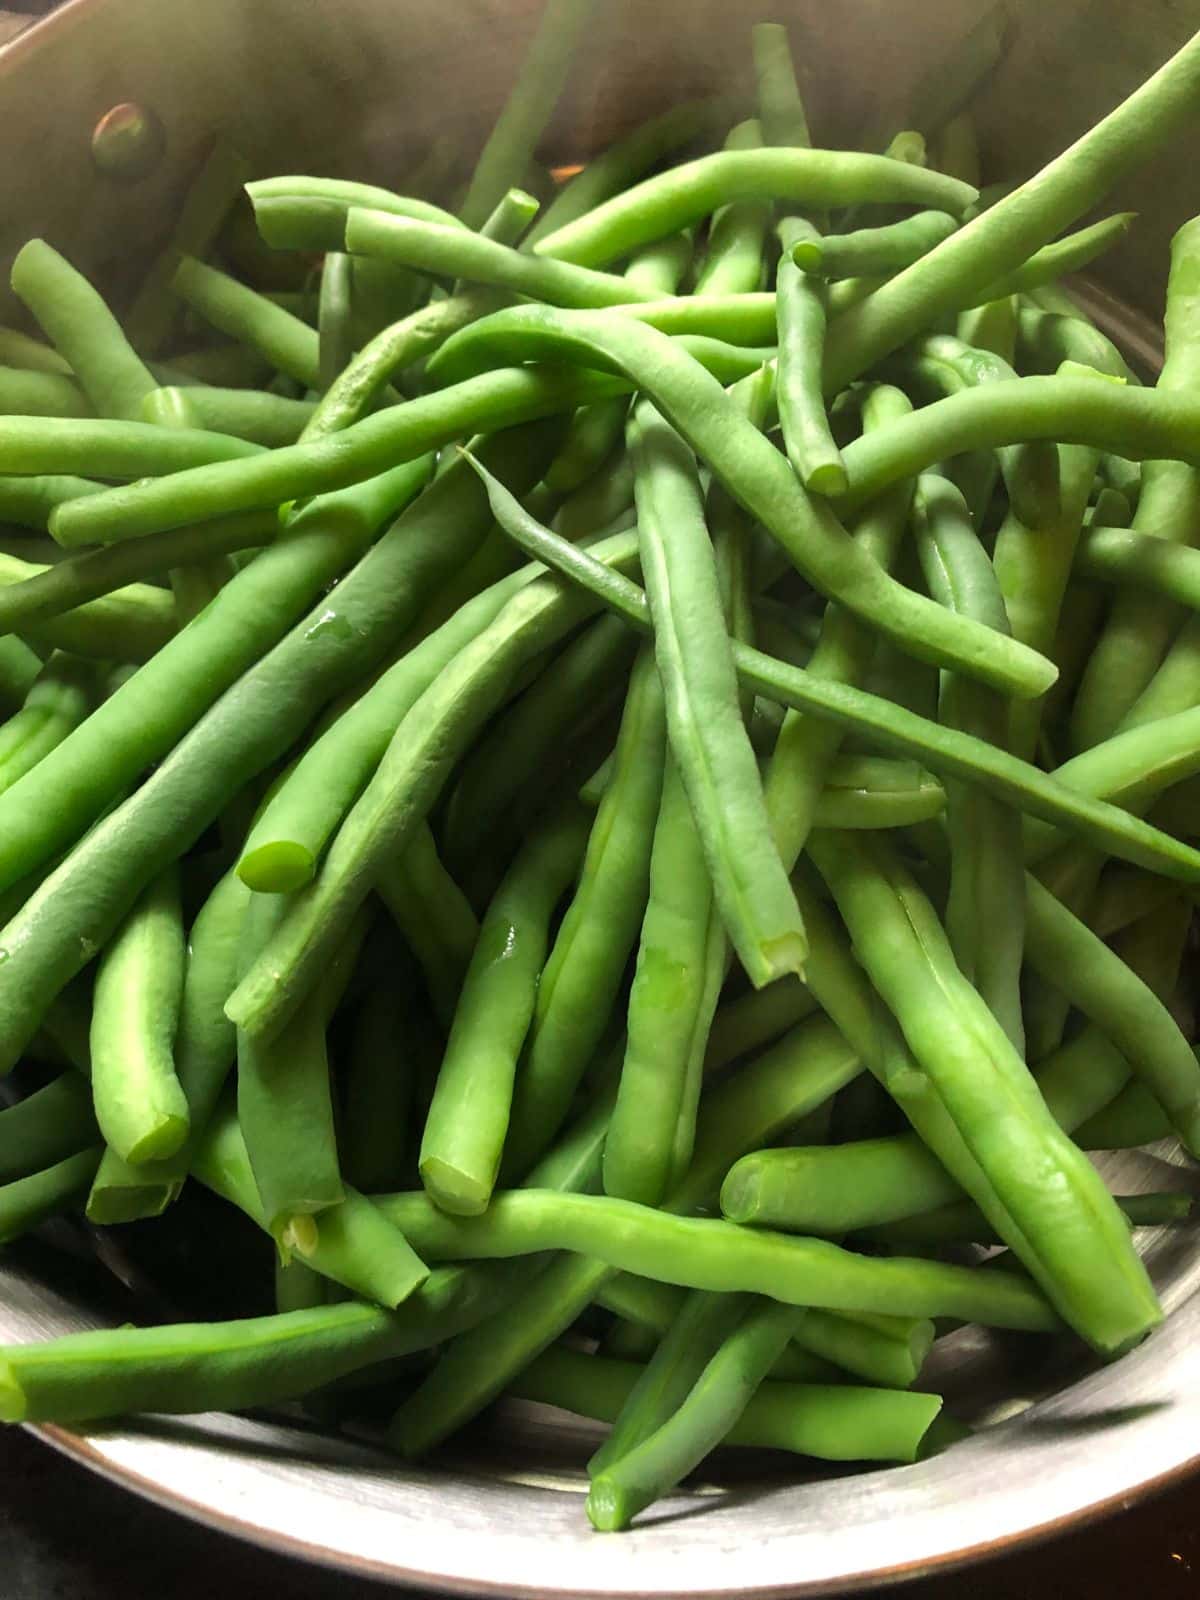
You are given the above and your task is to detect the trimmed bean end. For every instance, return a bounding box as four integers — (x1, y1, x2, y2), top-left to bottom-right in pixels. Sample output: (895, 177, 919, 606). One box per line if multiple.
(585, 1477, 631, 1533)
(121, 1112, 189, 1167)
(86, 1180, 179, 1227)
(237, 841, 316, 894)
(419, 1158, 492, 1218)
(807, 461, 850, 498)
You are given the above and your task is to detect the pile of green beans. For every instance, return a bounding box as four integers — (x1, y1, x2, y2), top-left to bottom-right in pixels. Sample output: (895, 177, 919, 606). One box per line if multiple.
(1, 5, 1200, 1541)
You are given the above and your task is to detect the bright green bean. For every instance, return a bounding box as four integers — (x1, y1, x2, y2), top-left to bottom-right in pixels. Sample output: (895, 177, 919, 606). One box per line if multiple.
(0, 549, 172, 661)
(172, 255, 321, 387)
(777, 218, 846, 495)
(0, 1148, 101, 1245)
(824, 33, 1200, 388)
(247, 175, 465, 250)
(531, 149, 976, 267)
(89, 865, 188, 1164)
(142, 384, 316, 446)
(0, 366, 89, 419)
(694, 121, 770, 297)
(963, 213, 1137, 309)
(0, 654, 94, 794)
(796, 211, 959, 280)
(0, 474, 99, 533)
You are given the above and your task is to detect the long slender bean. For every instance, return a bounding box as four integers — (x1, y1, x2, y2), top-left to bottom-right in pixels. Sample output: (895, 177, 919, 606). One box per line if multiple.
(172, 255, 321, 388)
(0, 654, 94, 795)
(0, 1073, 96, 1184)
(694, 121, 770, 297)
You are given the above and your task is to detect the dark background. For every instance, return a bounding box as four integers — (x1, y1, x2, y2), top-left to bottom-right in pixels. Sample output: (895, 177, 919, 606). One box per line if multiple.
(0, 1, 1198, 1594)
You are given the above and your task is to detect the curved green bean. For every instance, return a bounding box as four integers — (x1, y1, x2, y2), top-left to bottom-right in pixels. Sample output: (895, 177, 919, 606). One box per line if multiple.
(795, 211, 958, 280)
(142, 384, 316, 446)
(777, 218, 846, 494)
(694, 120, 770, 297)
(0, 654, 94, 795)
(172, 255, 320, 388)
(0, 1073, 96, 1184)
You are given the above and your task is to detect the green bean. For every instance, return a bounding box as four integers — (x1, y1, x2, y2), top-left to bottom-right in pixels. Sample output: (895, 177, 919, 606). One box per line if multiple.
(316, 252, 354, 393)
(1022, 873, 1200, 1153)
(694, 121, 770, 297)
(453, 188, 540, 293)
(0, 1147, 101, 1245)
(142, 384, 316, 446)
(0, 1073, 96, 1183)
(86, 866, 250, 1225)
(0, 452, 434, 904)
(810, 830, 1161, 1355)
(237, 899, 366, 1239)
(860, 1191, 1193, 1249)
(376, 826, 479, 1029)
(501, 647, 665, 1177)
(0, 654, 94, 794)
(161, 344, 273, 388)
(197, 1095, 428, 1310)
(458, 0, 595, 227)
(376, 1187, 1055, 1331)
(11, 240, 156, 421)
(796, 211, 959, 281)
(1121, 613, 1200, 732)
(446, 500, 1200, 884)
(389, 1012, 861, 1454)
(751, 22, 812, 146)
(777, 219, 846, 495)
(0, 549, 172, 661)
(531, 150, 976, 268)
(419, 804, 589, 1215)
(628, 400, 806, 986)
(1075, 522, 1200, 615)
(0, 511, 272, 638)
(0, 457, 444, 1068)
(589, 1298, 813, 1530)
(171, 255, 321, 388)
(1074, 1081, 1177, 1149)
(49, 366, 628, 547)
(125, 138, 250, 355)
(247, 176, 464, 252)
(89, 865, 188, 1164)
(589, 1288, 749, 1476)
(1090, 865, 1178, 939)
(703, 980, 817, 1072)
(1015, 304, 1136, 384)
(962, 213, 1137, 309)
(515, 1347, 945, 1466)
(527, 99, 729, 250)
(912, 473, 1024, 1049)
(442, 612, 636, 876)
(0, 327, 72, 376)
(431, 308, 1056, 697)
(604, 757, 723, 1205)
(824, 33, 1200, 388)
(813, 755, 945, 828)
(346, 208, 659, 310)
(1069, 218, 1200, 750)
(226, 528, 640, 1043)
(0, 366, 89, 419)
(764, 386, 914, 866)
(0, 474, 99, 533)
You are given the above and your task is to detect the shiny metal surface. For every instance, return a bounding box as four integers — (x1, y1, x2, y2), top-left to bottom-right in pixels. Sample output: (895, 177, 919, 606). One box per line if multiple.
(1, 0, 1199, 1592)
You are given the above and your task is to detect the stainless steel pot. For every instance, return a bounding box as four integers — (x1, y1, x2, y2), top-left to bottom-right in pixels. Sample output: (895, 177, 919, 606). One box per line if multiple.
(1, 1, 1199, 1592)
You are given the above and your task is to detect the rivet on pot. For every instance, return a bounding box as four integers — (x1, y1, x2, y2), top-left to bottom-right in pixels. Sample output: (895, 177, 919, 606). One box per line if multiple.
(91, 102, 166, 181)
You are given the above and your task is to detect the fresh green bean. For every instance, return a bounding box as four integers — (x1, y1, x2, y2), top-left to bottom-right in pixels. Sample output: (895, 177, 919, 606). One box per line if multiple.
(442, 497, 1200, 883)
(813, 755, 945, 828)
(419, 804, 589, 1215)
(962, 213, 1137, 309)
(588, 1298, 812, 1530)
(142, 384, 316, 446)
(346, 208, 660, 310)
(430, 307, 1056, 697)
(1075, 522, 1200, 614)
(694, 121, 770, 297)
(247, 176, 465, 251)
(860, 1192, 1194, 1248)
(751, 22, 813, 146)
(531, 150, 976, 268)
(501, 647, 665, 1177)
(376, 826, 479, 1029)
(824, 33, 1200, 388)
(125, 138, 250, 355)
(86, 866, 251, 1225)
(0, 549, 172, 661)
(442, 612, 636, 876)
(514, 1346, 946, 1465)
(11, 240, 156, 421)
(1121, 614, 1200, 732)
(0, 511, 272, 638)
(0, 654, 94, 794)
(458, 0, 595, 227)
(0, 474, 99, 533)
(810, 830, 1161, 1355)
(1022, 872, 1200, 1153)
(526, 99, 729, 249)
(389, 1012, 861, 1454)
(89, 865, 188, 1164)
(0, 1073, 96, 1183)
(376, 1187, 1055, 1331)
(703, 980, 817, 1072)
(171, 255, 321, 387)
(0, 1148, 101, 1245)
(1069, 218, 1200, 750)
(0, 366, 89, 419)
(1073, 1081, 1177, 1149)
(0, 327, 72, 376)
(226, 529, 640, 1043)
(237, 900, 366, 1239)
(317, 252, 354, 393)
(795, 211, 959, 280)
(49, 366, 628, 546)
(197, 1095, 428, 1310)
(453, 188, 540, 293)
(777, 219, 846, 495)
(912, 472, 1025, 1049)
(628, 400, 806, 985)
